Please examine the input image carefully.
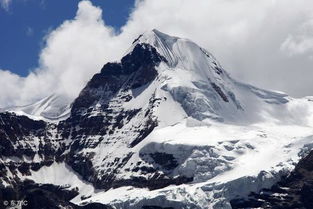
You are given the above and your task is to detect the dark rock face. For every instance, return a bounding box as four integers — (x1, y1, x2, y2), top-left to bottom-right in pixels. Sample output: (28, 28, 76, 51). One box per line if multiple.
(71, 43, 165, 116)
(149, 152, 179, 170)
(100, 174, 192, 191)
(0, 43, 191, 208)
(0, 113, 46, 158)
(54, 43, 169, 191)
(142, 206, 175, 209)
(0, 112, 67, 189)
(230, 150, 313, 209)
(61, 43, 164, 143)
(0, 180, 111, 209)
(211, 82, 229, 102)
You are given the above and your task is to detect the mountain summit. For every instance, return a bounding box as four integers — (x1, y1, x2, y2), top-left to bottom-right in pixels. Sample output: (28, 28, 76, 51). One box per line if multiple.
(1, 30, 313, 209)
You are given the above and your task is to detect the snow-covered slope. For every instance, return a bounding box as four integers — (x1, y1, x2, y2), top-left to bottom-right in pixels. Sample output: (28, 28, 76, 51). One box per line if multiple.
(1, 29, 313, 209)
(3, 94, 72, 122)
(126, 30, 296, 124)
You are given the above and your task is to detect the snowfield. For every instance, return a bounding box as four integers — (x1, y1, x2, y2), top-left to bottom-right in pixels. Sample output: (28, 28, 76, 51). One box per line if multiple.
(74, 120, 313, 208)
(3, 94, 72, 122)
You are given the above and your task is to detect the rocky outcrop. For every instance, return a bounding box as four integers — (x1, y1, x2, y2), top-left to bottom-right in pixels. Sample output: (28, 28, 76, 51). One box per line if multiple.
(0, 180, 111, 209)
(0, 42, 188, 208)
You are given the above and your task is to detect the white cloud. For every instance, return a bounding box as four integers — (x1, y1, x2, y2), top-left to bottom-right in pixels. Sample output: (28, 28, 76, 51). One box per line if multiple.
(0, 1, 123, 107)
(122, 0, 313, 97)
(2, 0, 313, 108)
(281, 19, 313, 56)
(0, 0, 12, 11)
(38, 1, 119, 98)
(0, 70, 23, 107)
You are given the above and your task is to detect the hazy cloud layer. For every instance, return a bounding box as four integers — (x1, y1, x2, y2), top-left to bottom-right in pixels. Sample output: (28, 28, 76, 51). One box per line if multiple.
(1, 0, 313, 108)
(281, 18, 313, 56)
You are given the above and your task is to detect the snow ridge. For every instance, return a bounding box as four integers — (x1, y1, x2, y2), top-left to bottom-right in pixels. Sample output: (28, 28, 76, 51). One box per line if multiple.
(3, 94, 72, 122)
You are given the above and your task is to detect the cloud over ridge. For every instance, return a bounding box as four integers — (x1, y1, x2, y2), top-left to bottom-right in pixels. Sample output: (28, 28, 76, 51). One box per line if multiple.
(1, 0, 313, 108)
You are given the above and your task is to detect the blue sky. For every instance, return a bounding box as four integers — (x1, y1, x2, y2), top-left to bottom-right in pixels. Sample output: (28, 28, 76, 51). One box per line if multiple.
(0, 0, 135, 76)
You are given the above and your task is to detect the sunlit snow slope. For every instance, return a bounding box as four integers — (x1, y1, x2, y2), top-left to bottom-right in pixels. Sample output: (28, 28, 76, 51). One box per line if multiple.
(2, 94, 72, 122)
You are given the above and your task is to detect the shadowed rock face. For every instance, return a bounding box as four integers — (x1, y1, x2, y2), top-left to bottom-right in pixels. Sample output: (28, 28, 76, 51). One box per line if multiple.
(58, 43, 169, 190)
(0, 112, 67, 187)
(142, 206, 175, 209)
(61, 43, 164, 141)
(230, 150, 313, 209)
(71, 43, 165, 116)
(0, 113, 47, 158)
(0, 180, 112, 209)
(0, 43, 190, 208)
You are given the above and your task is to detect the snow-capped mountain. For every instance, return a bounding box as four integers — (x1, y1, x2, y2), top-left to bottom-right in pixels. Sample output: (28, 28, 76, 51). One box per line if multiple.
(3, 93, 72, 122)
(1, 29, 313, 209)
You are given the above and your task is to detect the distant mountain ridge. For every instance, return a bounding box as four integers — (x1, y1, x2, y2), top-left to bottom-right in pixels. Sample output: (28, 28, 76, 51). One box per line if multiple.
(2, 94, 72, 122)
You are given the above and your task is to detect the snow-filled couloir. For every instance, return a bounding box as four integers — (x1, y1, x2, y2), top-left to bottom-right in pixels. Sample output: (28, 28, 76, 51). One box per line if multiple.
(1, 29, 313, 209)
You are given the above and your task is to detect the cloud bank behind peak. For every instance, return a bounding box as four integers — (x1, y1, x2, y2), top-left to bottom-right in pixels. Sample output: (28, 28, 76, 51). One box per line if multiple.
(1, 0, 313, 108)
